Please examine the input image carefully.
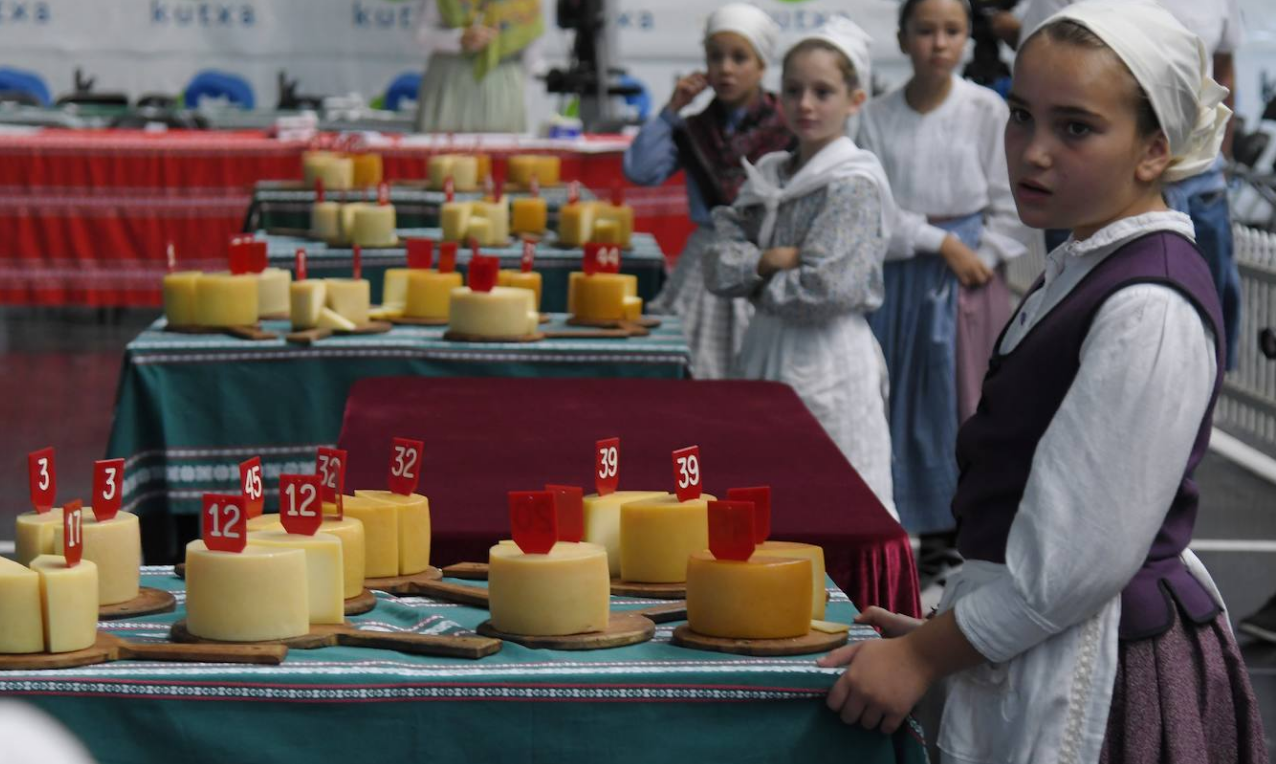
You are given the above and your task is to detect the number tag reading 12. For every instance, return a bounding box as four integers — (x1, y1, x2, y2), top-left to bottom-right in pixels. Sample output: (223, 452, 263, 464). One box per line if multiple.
(93, 458, 125, 521)
(279, 474, 323, 536)
(203, 493, 246, 553)
(672, 445, 702, 502)
(726, 485, 772, 544)
(509, 491, 557, 554)
(544, 484, 584, 543)
(594, 437, 619, 496)
(63, 499, 84, 567)
(240, 457, 264, 519)
(388, 437, 424, 496)
(28, 446, 56, 514)
(317, 447, 347, 518)
(707, 500, 755, 561)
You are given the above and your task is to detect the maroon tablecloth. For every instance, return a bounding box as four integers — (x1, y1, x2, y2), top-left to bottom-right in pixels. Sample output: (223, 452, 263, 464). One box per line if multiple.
(338, 377, 921, 618)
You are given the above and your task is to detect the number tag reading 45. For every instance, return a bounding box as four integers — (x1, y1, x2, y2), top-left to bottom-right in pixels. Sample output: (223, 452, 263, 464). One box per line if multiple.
(280, 474, 323, 536)
(240, 457, 264, 519)
(203, 493, 246, 553)
(317, 447, 347, 517)
(388, 437, 424, 496)
(672, 445, 702, 502)
(93, 458, 125, 521)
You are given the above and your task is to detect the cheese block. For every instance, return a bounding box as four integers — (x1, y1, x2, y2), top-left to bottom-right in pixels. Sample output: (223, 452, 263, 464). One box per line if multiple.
(15, 508, 63, 567)
(338, 203, 370, 245)
(316, 307, 356, 331)
(475, 154, 491, 187)
(339, 494, 400, 578)
(30, 555, 99, 653)
(302, 151, 338, 186)
(195, 273, 259, 327)
(810, 619, 850, 634)
(685, 551, 813, 639)
(622, 296, 643, 321)
(369, 304, 404, 321)
(448, 286, 539, 338)
(405, 270, 463, 319)
(351, 153, 383, 187)
(246, 509, 371, 597)
(352, 204, 397, 247)
(246, 531, 344, 624)
(441, 201, 473, 243)
(558, 202, 596, 247)
(162, 271, 201, 326)
(496, 270, 542, 310)
(619, 493, 715, 583)
(311, 201, 341, 241)
(382, 268, 410, 310)
(507, 155, 539, 187)
(473, 200, 509, 244)
(596, 204, 634, 248)
(581, 491, 670, 577)
(536, 156, 561, 186)
(355, 490, 431, 576)
(573, 273, 638, 322)
(0, 557, 44, 654)
(449, 156, 478, 191)
(754, 540, 827, 619)
(427, 155, 455, 190)
(52, 509, 140, 606)
(290, 279, 327, 330)
(324, 278, 370, 326)
(257, 267, 292, 317)
(510, 198, 548, 235)
(465, 217, 492, 247)
(488, 542, 610, 636)
(592, 219, 621, 245)
(184, 540, 310, 642)
(314, 157, 354, 191)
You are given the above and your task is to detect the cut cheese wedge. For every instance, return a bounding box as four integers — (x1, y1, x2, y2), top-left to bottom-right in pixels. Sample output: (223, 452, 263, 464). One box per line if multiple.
(317, 307, 356, 331)
(686, 551, 813, 639)
(311, 201, 341, 241)
(195, 273, 259, 327)
(754, 540, 827, 619)
(257, 267, 292, 317)
(31, 555, 99, 653)
(246, 531, 345, 625)
(0, 557, 44, 654)
(619, 493, 715, 583)
(810, 619, 850, 634)
(324, 278, 370, 326)
(15, 508, 63, 567)
(53, 509, 141, 606)
(488, 541, 609, 636)
(340, 494, 399, 578)
(290, 280, 327, 330)
(354, 490, 431, 576)
(245, 514, 366, 598)
(184, 540, 309, 642)
(581, 491, 668, 577)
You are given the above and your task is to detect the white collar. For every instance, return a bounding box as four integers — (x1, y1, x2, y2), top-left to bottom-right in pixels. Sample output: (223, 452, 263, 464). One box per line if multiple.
(1044, 211, 1194, 284)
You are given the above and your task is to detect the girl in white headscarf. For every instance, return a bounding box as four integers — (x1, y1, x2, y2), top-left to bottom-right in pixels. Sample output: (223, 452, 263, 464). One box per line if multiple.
(817, 2, 1266, 762)
(702, 19, 898, 517)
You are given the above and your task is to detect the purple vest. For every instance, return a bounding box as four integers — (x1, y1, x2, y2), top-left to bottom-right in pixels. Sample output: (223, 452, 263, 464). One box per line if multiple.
(952, 231, 1225, 640)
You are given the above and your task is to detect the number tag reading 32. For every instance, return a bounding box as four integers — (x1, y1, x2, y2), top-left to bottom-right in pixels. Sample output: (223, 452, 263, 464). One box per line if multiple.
(202, 493, 247, 553)
(317, 448, 347, 518)
(388, 437, 424, 496)
(672, 445, 702, 502)
(93, 458, 125, 521)
(279, 474, 324, 536)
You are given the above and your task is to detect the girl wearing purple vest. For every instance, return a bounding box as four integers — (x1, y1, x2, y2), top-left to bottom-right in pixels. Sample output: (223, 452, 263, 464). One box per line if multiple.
(816, 2, 1267, 762)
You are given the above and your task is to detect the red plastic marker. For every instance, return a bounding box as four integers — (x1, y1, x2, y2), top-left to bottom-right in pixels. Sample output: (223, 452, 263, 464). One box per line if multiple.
(509, 491, 557, 554)
(388, 437, 424, 496)
(726, 486, 772, 544)
(296, 247, 308, 281)
(493, 178, 504, 204)
(469, 255, 499, 293)
(407, 239, 434, 270)
(62, 500, 84, 567)
(165, 241, 177, 273)
(352, 244, 363, 281)
(707, 500, 755, 561)
(520, 238, 535, 273)
(444, 176, 455, 203)
(279, 474, 323, 536)
(610, 182, 624, 207)
(240, 457, 264, 519)
(583, 244, 621, 275)
(439, 242, 458, 273)
(249, 241, 268, 274)
(202, 493, 247, 553)
(316, 447, 347, 518)
(377, 181, 390, 206)
(544, 484, 584, 543)
(92, 458, 125, 522)
(672, 445, 702, 502)
(316, 176, 325, 203)
(27, 447, 56, 514)
(529, 174, 540, 198)
(568, 180, 580, 205)
(228, 238, 250, 275)
(594, 437, 619, 496)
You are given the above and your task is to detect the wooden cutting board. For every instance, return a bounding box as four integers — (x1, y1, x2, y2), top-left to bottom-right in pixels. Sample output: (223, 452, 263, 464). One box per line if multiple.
(0, 631, 287, 671)
(165, 324, 278, 341)
(364, 566, 443, 595)
(99, 587, 177, 620)
(442, 330, 546, 343)
(170, 619, 500, 660)
(344, 588, 377, 616)
(476, 613, 655, 651)
(411, 578, 687, 623)
(670, 625, 848, 657)
(285, 320, 393, 345)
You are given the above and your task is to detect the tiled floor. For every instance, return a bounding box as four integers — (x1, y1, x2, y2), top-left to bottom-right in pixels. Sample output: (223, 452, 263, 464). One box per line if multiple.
(3, 306, 1276, 759)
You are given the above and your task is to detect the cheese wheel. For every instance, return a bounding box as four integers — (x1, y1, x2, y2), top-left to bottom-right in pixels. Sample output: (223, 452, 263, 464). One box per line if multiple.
(510, 198, 548, 235)
(311, 201, 341, 241)
(619, 494, 715, 583)
(339, 494, 400, 578)
(354, 490, 431, 576)
(488, 542, 610, 636)
(302, 151, 338, 186)
(536, 156, 561, 186)
(30, 555, 99, 653)
(290, 280, 326, 330)
(473, 200, 509, 244)
(352, 205, 397, 247)
(496, 270, 542, 310)
(449, 156, 478, 191)
(405, 270, 463, 319)
(195, 273, 259, 327)
(15, 508, 63, 567)
(754, 541, 827, 619)
(507, 155, 539, 187)
(448, 286, 539, 338)
(338, 203, 369, 245)
(440, 201, 472, 243)
(52, 510, 140, 606)
(596, 204, 634, 248)
(184, 540, 310, 642)
(382, 268, 410, 310)
(686, 551, 813, 639)
(257, 267, 292, 317)
(324, 278, 370, 326)
(581, 491, 669, 577)
(351, 153, 383, 187)
(558, 202, 595, 247)
(573, 273, 638, 322)
(314, 157, 354, 191)
(246, 531, 345, 624)
(427, 155, 455, 190)
(245, 514, 366, 598)
(0, 557, 44, 654)
(162, 271, 201, 326)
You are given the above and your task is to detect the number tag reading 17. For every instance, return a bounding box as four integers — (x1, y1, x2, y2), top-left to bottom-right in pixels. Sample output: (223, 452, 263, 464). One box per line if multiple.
(28, 446, 56, 514)
(707, 500, 755, 562)
(202, 493, 246, 553)
(316, 447, 347, 517)
(279, 474, 324, 536)
(62, 499, 84, 567)
(388, 437, 424, 496)
(509, 491, 557, 554)
(672, 445, 702, 502)
(93, 458, 125, 521)
(594, 437, 619, 496)
(240, 457, 264, 519)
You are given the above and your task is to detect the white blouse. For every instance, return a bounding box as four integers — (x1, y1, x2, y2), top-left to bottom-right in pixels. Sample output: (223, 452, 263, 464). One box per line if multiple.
(857, 76, 1033, 268)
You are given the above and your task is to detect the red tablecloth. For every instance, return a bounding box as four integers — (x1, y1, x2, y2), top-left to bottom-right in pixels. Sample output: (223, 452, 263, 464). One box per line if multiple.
(0, 129, 692, 306)
(337, 377, 921, 619)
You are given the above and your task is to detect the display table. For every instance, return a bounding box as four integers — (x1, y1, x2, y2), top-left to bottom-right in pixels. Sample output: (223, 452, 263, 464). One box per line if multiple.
(337, 377, 921, 619)
(0, 570, 927, 764)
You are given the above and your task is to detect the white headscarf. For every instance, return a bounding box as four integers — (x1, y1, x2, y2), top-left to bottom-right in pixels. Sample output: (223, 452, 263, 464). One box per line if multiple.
(704, 3, 781, 65)
(1039, 0, 1231, 182)
(803, 16, 874, 96)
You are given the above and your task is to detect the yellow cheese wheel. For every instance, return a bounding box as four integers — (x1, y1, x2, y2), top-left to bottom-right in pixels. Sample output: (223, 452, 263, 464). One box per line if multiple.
(354, 490, 431, 575)
(619, 494, 715, 583)
(311, 201, 342, 241)
(257, 268, 292, 317)
(302, 151, 338, 186)
(352, 205, 397, 247)
(162, 271, 201, 326)
(448, 286, 539, 338)
(450, 156, 478, 191)
(754, 541, 827, 619)
(245, 514, 366, 598)
(52, 509, 140, 606)
(324, 278, 370, 326)
(15, 508, 63, 567)
(574, 273, 639, 322)
(536, 156, 561, 186)
(303, 152, 354, 190)
(195, 274, 259, 327)
(488, 542, 610, 636)
(340, 494, 400, 579)
(30, 555, 99, 653)
(510, 198, 548, 235)
(557, 202, 596, 247)
(473, 200, 509, 244)
(351, 153, 383, 187)
(405, 270, 463, 319)
(382, 268, 410, 310)
(184, 540, 310, 642)
(440, 201, 472, 243)
(0, 557, 44, 654)
(686, 551, 813, 639)
(507, 155, 539, 187)
(246, 531, 345, 625)
(496, 270, 542, 310)
(427, 155, 455, 190)
(290, 280, 326, 330)
(581, 491, 669, 577)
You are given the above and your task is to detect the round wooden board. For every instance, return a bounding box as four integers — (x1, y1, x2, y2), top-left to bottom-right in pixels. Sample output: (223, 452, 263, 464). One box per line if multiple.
(609, 578, 686, 599)
(670, 625, 848, 656)
(0, 632, 115, 671)
(476, 613, 655, 650)
(390, 315, 449, 326)
(364, 566, 443, 594)
(99, 587, 178, 620)
(170, 619, 335, 649)
(442, 330, 545, 343)
(344, 588, 378, 616)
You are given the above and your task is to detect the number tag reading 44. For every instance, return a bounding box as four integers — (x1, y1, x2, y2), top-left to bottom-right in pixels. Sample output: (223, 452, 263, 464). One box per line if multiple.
(672, 445, 702, 502)
(93, 458, 125, 521)
(388, 437, 424, 496)
(203, 493, 247, 553)
(63, 499, 84, 567)
(595, 437, 619, 496)
(316, 447, 347, 517)
(279, 474, 323, 536)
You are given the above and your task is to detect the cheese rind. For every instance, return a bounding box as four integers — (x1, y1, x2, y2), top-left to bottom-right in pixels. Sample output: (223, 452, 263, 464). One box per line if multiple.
(558, 202, 595, 247)
(162, 271, 201, 326)
(195, 274, 259, 327)
(52, 510, 141, 606)
(596, 204, 634, 248)
(324, 278, 370, 326)
(31, 555, 99, 653)
(496, 270, 543, 310)
(488, 542, 610, 636)
(572, 273, 639, 322)
(15, 508, 64, 567)
(352, 205, 397, 247)
(686, 551, 813, 639)
(405, 270, 463, 319)
(473, 200, 509, 245)
(256, 267, 292, 317)
(340, 494, 400, 578)
(290, 280, 327, 330)
(754, 540, 828, 619)
(581, 491, 669, 577)
(354, 490, 431, 576)
(245, 531, 345, 624)
(184, 540, 310, 642)
(317, 307, 356, 331)
(0, 557, 45, 654)
(448, 286, 539, 338)
(619, 494, 715, 583)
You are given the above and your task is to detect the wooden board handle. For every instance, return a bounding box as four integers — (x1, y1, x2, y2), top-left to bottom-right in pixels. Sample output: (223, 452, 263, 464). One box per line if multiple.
(412, 579, 491, 609)
(632, 603, 687, 624)
(114, 640, 288, 665)
(335, 630, 501, 660)
(441, 562, 489, 580)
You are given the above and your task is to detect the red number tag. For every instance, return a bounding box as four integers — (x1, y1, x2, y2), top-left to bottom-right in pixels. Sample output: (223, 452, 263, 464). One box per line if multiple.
(568, 180, 580, 205)
(707, 500, 755, 561)
(469, 255, 499, 293)
(610, 182, 624, 207)
(407, 238, 434, 270)
(27, 447, 56, 514)
(316, 447, 347, 518)
(166, 241, 177, 274)
(62, 499, 84, 567)
(520, 238, 535, 273)
(279, 474, 323, 536)
(544, 484, 584, 543)
(672, 445, 702, 502)
(249, 241, 268, 274)
(240, 457, 264, 519)
(352, 244, 363, 281)
(439, 242, 458, 273)
(388, 437, 424, 496)
(444, 175, 455, 202)
(315, 176, 326, 202)
(726, 486, 771, 544)
(493, 178, 504, 204)
(594, 437, 619, 496)
(509, 491, 557, 554)
(228, 238, 250, 275)
(295, 247, 308, 281)
(202, 493, 247, 553)
(92, 458, 125, 521)
(583, 244, 621, 275)
(377, 182, 390, 206)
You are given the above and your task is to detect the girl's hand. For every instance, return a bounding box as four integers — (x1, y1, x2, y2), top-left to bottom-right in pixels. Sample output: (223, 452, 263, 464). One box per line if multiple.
(668, 72, 710, 113)
(461, 25, 498, 53)
(855, 606, 924, 638)
(940, 235, 993, 288)
(758, 247, 800, 277)
(817, 636, 935, 734)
